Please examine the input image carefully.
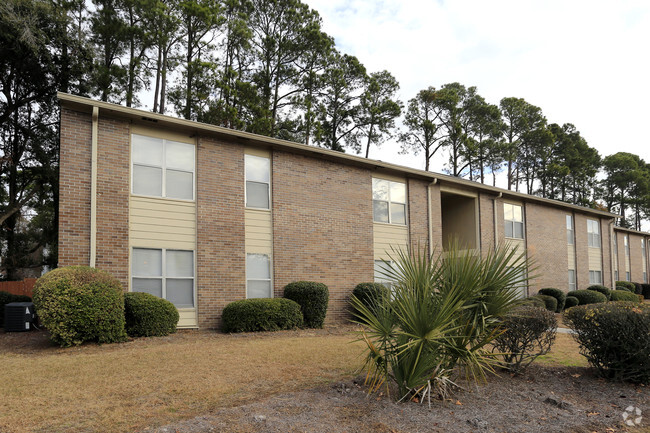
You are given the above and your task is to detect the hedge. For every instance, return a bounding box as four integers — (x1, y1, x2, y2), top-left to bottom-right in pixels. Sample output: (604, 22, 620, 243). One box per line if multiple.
(538, 288, 566, 312)
(124, 292, 179, 337)
(535, 294, 557, 313)
(283, 281, 329, 328)
(610, 290, 641, 303)
(643, 284, 650, 300)
(221, 298, 303, 333)
(615, 281, 636, 292)
(0, 291, 31, 327)
(587, 285, 612, 300)
(351, 283, 389, 315)
(570, 289, 607, 306)
(520, 296, 547, 310)
(564, 296, 579, 309)
(32, 266, 127, 347)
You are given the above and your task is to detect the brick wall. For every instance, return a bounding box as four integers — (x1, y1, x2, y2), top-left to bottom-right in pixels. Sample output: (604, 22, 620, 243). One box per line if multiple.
(614, 230, 625, 282)
(408, 178, 429, 252)
(525, 203, 569, 293)
(429, 183, 443, 251)
(59, 108, 92, 266)
(196, 136, 246, 329)
(600, 219, 613, 287)
(272, 151, 373, 323)
(478, 193, 496, 256)
(629, 233, 644, 283)
(574, 213, 591, 290)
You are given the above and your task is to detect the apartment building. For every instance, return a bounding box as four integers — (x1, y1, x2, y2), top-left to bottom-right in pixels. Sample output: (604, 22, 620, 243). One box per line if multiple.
(58, 94, 646, 329)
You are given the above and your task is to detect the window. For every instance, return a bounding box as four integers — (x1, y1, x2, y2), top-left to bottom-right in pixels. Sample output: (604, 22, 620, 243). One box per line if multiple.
(588, 270, 602, 285)
(374, 260, 395, 291)
(504, 203, 524, 239)
(245, 155, 270, 209)
(566, 215, 574, 245)
(372, 179, 406, 224)
(568, 269, 576, 291)
(624, 235, 629, 256)
(644, 272, 647, 284)
(132, 248, 194, 308)
(615, 270, 619, 281)
(626, 271, 631, 282)
(246, 253, 272, 298)
(642, 239, 646, 258)
(132, 134, 195, 200)
(587, 219, 600, 248)
(614, 235, 618, 257)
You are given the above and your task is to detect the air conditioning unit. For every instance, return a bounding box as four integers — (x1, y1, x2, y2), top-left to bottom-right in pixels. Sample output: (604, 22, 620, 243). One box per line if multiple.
(4, 302, 36, 332)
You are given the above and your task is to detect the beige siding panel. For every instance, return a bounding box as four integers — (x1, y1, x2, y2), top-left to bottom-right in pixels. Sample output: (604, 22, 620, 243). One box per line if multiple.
(588, 248, 602, 270)
(129, 196, 196, 248)
(374, 223, 408, 259)
(245, 146, 271, 158)
(568, 246, 576, 270)
(245, 209, 272, 254)
(129, 237, 196, 250)
(177, 309, 198, 329)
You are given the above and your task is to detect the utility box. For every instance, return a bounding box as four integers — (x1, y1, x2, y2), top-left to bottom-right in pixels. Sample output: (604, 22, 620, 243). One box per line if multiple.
(4, 302, 36, 332)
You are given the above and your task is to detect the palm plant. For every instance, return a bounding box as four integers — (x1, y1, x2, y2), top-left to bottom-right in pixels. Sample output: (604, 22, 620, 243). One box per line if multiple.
(351, 242, 532, 403)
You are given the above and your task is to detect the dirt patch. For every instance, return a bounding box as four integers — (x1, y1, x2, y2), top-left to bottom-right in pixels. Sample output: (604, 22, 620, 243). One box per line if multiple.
(149, 365, 649, 433)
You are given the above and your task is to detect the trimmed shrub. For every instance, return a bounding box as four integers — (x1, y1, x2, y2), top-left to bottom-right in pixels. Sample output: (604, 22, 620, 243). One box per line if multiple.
(538, 288, 566, 312)
(283, 281, 329, 328)
(565, 296, 579, 309)
(351, 283, 389, 314)
(536, 294, 557, 312)
(124, 292, 179, 337)
(587, 284, 612, 300)
(610, 290, 641, 303)
(519, 296, 546, 310)
(633, 282, 643, 295)
(615, 281, 636, 292)
(570, 289, 607, 306)
(565, 302, 650, 384)
(643, 284, 650, 300)
(615, 286, 632, 293)
(221, 298, 303, 333)
(493, 306, 557, 374)
(32, 266, 127, 347)
(0, 291, 31, 327)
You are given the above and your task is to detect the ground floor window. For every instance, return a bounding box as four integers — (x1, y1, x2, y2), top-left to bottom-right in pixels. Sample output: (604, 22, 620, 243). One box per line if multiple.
(247, 253, 272, 298)
(568, 269, 576, 291)
(132, 248, 194, 308)
(374, 260, 395, 291)
(615, 270, 619, 281)
(588, 270, 602, 285)
(644, 272, 647, 283)
(626, 271, 631, 282)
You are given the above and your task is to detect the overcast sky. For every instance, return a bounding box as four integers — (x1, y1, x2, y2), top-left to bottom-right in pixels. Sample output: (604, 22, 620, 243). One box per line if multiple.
(303, 0, 650, 176)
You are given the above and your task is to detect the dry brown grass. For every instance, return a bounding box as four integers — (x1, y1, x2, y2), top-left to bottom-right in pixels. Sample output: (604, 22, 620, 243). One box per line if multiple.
(0, 327, 364, 433)
(535, 332, 589, 368)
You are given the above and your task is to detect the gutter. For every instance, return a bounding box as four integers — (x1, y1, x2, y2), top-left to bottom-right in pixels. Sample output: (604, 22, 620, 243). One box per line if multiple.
(90, 106, 98, 267)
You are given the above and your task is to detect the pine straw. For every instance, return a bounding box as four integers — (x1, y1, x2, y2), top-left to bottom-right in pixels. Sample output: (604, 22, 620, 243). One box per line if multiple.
(0, 327, 363, 433)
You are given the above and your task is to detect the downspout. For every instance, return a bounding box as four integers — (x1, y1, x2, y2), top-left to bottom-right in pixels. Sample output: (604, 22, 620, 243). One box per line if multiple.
(90, 106, 99, 268)
(427, 178, 438, 256)
(608, 220, 615, 288)
(492, 192, 502, 251)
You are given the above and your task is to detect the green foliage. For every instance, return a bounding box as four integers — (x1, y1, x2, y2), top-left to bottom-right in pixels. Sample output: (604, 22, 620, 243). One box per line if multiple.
(124, 292, 179, 337)
(570, 289, 607, 306)
(535, 294, 557, 312)
(642, 284, 650, 300)
(610, 290, 641, 303)
(565, 302, 650, 384)
(493, 306, 557, 374)
(352, 243, 532, 402)
(221, 298, 303, 333)
(564, 296, 579, 309)
(632, 282, 643, 295)
(0, 291, 31, 326)
(351, 283, 389, 314)
(283, 281, 329, 328)
(520, 296, 546, 310)
(615, 281, 636, 292)
(587, 284, 612, 300)
(538, 288, 566, 312)
(32, 266, 127, 347)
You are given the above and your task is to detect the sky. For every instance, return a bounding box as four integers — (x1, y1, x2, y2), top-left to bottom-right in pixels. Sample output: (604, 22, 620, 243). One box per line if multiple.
(302, 0, 650, 176)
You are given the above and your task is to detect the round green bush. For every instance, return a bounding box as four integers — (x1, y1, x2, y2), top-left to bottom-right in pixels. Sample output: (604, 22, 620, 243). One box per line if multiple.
(0, 291, 31, 327)
(570, 289, 607, 306)
(538, 288, 566, 312)
(565, 302, 650, 384)
(222, 298, 303, 333)
(587, 285, 612, 300)
(351, 283, 389, 314)
(535, 294, 558, 313)
(32, 266, 127, 347)
(632, 282, 643, 295)
(124, 292, 179, 337)
(615, 281, 636, 292)
(283, 281, 329, 328)
(520, 296, 547, 310)
(615, 286, 632, 293)
(610, 290, 641, 303)
(564, 296, 579, 309)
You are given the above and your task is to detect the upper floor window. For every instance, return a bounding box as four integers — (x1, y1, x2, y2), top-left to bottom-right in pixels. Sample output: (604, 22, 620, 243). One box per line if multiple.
(566, 215, 574, 245)
(504, 203, 524, 239)
(642, 239, 646, 258)
(132, 134, 195, 200)
(372, 179, 406, 225)
(587, 219, 600, 248)
(614, 235, 618, 256)
(624, 235, 629, 256)
(245, 154, 270, 209)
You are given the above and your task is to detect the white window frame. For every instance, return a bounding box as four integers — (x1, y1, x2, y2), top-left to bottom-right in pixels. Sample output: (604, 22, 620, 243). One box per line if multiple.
(372, 178, 407, 225)
(131, 248, 195, 308)
(245, 154, 271, 210)
(568, 269, 576, 291)
(624, 235, 630, 256)
(374, 260, 395, 292)
(131, 134, 196, 201)
(588, 270, 602, 285)
(246, 253, 273, 298)
(504, 203, 524, 240)
(587, 219, 601, 248)
(566, 215, 574, 245)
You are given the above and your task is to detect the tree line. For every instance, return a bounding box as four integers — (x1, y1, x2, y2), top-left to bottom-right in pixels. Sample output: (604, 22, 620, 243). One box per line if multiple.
(0, 0, 648, 279)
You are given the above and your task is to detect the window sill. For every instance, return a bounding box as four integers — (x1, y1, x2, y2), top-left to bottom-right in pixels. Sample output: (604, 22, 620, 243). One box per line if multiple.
(130, 193, 195, 204)
(245, 207, 271, 212)
(373, 221, 408, 227)
(504, 236, 525, 240)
